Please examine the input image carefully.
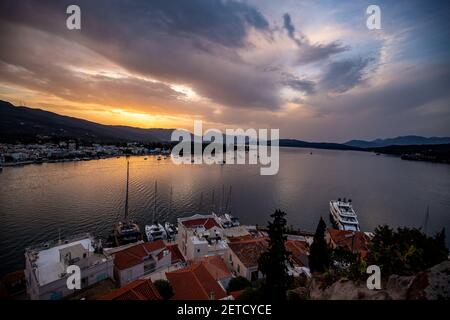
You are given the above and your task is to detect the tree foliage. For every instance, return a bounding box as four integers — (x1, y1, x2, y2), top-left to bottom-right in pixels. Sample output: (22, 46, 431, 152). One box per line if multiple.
(227, 276, 252, 292)
(308, 217, 330, 273)
(366, 225, 448, 276)
(257, 209, 292, 301)
(154, 279, 174, 300)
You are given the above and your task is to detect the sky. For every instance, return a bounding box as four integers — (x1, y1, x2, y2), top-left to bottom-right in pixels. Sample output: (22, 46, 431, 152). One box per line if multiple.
(0, 0, 449, 142)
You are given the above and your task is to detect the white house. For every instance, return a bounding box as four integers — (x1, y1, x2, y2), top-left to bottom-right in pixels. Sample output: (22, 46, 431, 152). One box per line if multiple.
(226, 238, 267, 282)
(111, 240, 176, 287)
(177, 214, 228, 261)
(24, 234, 114, 300)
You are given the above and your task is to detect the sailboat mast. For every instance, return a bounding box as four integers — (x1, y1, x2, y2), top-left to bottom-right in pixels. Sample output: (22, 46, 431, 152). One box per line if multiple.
(225, 185, 232, 213)
(221, 185, 225, 214)
(199, 192, 203, 211)
(169, 185, 173, 216)
(153, 180, 158, 223)
(124, 161, 130, 222)
(424, 205, 430, 234)
(211, 189, 215, 212)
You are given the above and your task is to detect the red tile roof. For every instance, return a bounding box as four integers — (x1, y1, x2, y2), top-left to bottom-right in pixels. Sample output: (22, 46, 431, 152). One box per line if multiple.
(230, 290, 244, 299)
(181, 218, 220, 230)
(166, 263, 227, 300)
(144, 240, 167, 252)
(228, 238, 268, 268)
(327, 229, 370, 258)
(167, 244, 185, 264)
(100, 279, 162, 300)
(227, 235, 255, 242)
(285, 240, 309, 267)
(114, 240, 166, 270)
(196, 256, 231, 281)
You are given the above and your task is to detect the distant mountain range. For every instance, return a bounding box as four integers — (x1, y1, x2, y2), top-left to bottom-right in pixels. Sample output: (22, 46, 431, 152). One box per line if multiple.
(0, 100, 173, 143)
(344, 136, 450, 148)
(1, 100, 449, 150)
(278, 139, 360, 151)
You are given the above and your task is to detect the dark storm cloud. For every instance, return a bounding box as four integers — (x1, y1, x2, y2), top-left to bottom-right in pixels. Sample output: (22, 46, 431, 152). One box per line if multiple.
(319, 57, 374, 93)
(282, 73, 315, 94)
(282, 13, 349, 65)
(0, 0, 284, 110)
(313, 63, 450, 117)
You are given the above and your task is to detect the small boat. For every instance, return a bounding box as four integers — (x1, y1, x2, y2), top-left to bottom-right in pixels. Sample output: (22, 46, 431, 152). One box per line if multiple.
(113, 220, 142, 246)
(214, 213, 240, 228)
(164, 222, 178, 240)
(145, 223, 167, 242)
(145, 180, 167, 242)
(157, 156, 162, 161)
(225, 213, 240, 227)
(144, 157, 148, 160)
(110, 161, 143, 247)
(216, 214, 233, 228)
(329, 198, 360, 231)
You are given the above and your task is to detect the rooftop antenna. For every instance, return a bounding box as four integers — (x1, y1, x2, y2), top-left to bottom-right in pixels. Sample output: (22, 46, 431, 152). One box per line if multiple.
(153, 180, 158, 223)
(124, 160, 130, 223)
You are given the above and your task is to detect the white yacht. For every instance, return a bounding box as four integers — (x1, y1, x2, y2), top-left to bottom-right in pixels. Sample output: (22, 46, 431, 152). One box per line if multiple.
(145, 223, 167, 242)
(145, 180, 168, 242)
(329, 198, 360, 231)
(225, 213, 240, 227)
(164, 222, 178, 240)
(214, 212, 240, 228)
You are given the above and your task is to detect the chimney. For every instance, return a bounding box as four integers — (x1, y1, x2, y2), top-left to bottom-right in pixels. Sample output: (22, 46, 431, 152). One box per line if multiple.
(209, 291, 215, 300)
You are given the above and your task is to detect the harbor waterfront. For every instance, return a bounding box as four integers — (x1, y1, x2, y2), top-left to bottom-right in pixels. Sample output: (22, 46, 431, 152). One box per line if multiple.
(0, 147, 449, 276)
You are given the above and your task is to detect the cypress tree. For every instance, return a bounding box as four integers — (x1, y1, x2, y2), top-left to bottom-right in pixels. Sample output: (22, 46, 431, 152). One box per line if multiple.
(258, 209, 292, 301)
(309, 217, 330, 273)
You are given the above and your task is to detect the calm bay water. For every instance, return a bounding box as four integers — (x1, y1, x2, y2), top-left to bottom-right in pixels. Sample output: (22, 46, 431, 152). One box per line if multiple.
(0, 147, 449, 275)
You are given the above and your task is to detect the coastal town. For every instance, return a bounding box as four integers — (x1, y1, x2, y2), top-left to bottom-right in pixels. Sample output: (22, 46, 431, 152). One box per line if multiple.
(0, 210, 374, 300)
(0, 141, 171, 168)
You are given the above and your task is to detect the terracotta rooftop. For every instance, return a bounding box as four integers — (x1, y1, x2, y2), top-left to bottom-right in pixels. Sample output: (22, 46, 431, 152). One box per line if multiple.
(114, 240, 166, 270)
(285, 240, 309, 267)
(166, 263, 227, 300)
(196, 255, 232, 281)
(230, 289, 244, 299)
(100, 279, 162, 300)
(167, 244, 185, 264)
(228, 238, 268, 268)
(181, 218, 220, 230)
(327, 229, 370, 258)
(227, 235, 255, 242)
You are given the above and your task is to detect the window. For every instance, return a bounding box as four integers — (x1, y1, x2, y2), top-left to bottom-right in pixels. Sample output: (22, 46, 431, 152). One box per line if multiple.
(237, 264, 240, 273)
(127, 270, 132, 281)
(197, 248, 200, 253)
